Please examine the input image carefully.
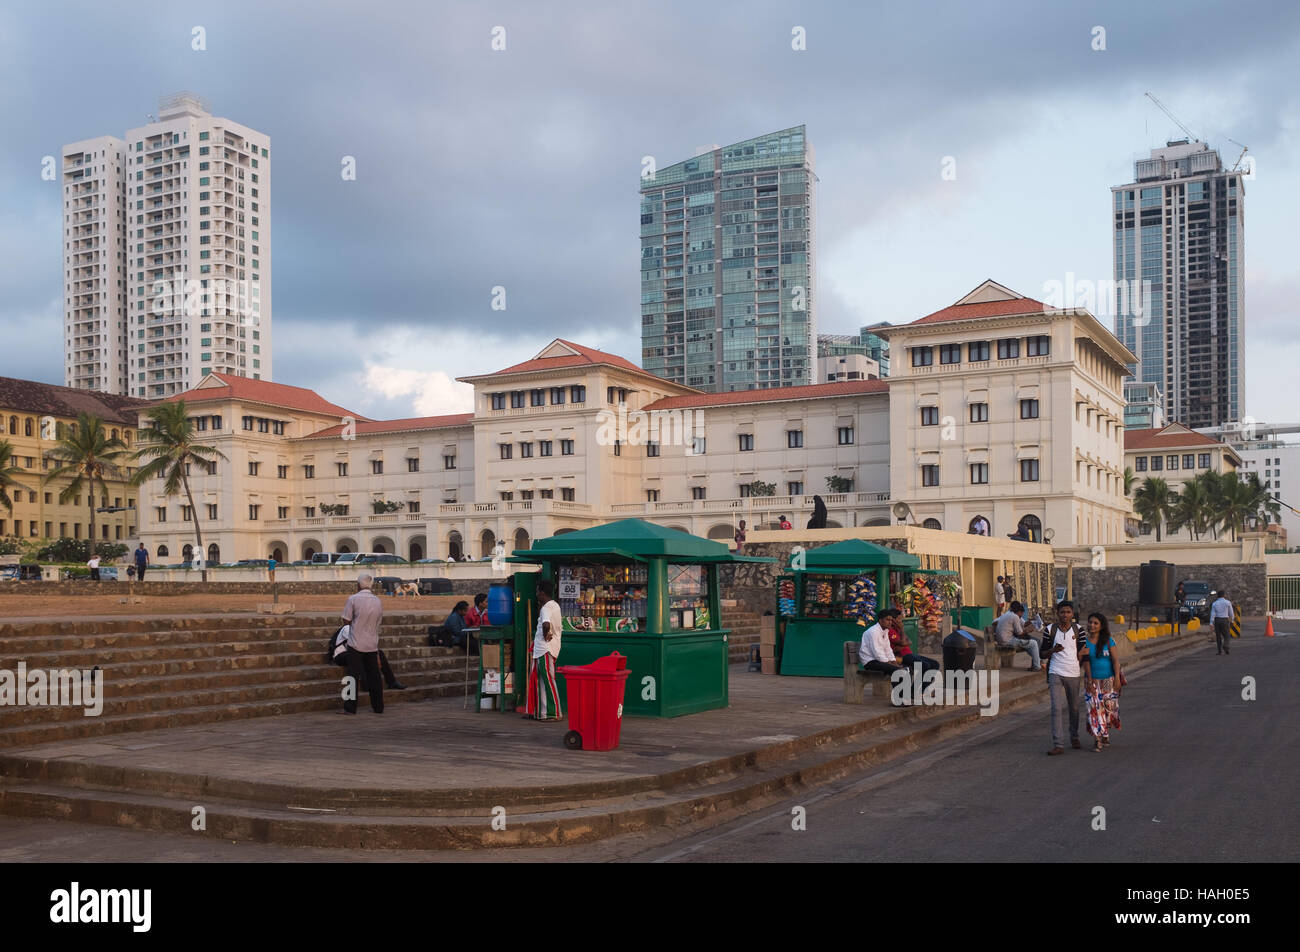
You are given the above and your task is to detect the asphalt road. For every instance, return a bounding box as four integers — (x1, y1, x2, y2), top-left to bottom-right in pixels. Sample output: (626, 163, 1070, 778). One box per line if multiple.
(599, 631, 1297, 863)
(0, 629, 1293, 863)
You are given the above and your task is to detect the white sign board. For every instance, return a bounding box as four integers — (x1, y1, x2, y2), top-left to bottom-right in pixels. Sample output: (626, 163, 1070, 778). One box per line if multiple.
(559, 581, 580, 600)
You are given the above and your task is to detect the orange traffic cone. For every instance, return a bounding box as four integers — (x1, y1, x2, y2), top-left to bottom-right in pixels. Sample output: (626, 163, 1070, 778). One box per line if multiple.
(1265, 615, 1276, 638)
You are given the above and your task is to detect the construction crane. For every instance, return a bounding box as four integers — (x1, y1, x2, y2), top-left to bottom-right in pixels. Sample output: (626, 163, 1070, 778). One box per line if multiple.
(1226, 137, 1250, 172)
(1145, 91, 1200, 143)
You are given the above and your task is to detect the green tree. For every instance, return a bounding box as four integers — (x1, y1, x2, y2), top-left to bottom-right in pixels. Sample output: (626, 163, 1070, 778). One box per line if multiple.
(0, 439, 34, 515)
(1213, 471, 1280, 542)
(1169, 473, 1212, 541)
(1132, 477, 1177, 542)
(1122, 466, 1136, 497)
(129, 401, 227, 581)
(746, 480, 777, 497)
(42, 413, 129, 558)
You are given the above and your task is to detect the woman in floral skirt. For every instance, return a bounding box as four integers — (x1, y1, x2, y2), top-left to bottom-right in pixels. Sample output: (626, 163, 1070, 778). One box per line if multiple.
(1083, 612, 1123, 751)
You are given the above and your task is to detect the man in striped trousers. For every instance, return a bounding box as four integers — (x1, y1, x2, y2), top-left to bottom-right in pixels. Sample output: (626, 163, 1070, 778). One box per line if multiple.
(526, 579, 564, 720)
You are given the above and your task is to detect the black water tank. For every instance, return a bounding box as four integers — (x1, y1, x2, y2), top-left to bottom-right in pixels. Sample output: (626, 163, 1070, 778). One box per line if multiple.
(1138, 560, 1175, 605)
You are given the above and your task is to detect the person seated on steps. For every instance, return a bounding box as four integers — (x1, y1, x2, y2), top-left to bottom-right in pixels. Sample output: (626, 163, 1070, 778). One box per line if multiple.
(859, 608, 910, 676)
(883, 609, 940, 674)
(993, 600, 1043, 671)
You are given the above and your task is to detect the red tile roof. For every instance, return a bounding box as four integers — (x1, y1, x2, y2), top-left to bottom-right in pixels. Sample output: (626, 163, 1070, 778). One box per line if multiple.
(909, 297, 1049, 326)
(644, 378, 888, 411)
(0, 376, 153, 426)
(1125, 425, 1224, 451)
(302, 413, 474, 440)
(165, 373, 366, 420)
(467, 340, 648, 379)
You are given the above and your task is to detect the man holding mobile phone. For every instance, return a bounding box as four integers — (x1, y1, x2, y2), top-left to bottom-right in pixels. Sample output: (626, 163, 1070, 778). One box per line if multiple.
(1042, 600, 1087, 755)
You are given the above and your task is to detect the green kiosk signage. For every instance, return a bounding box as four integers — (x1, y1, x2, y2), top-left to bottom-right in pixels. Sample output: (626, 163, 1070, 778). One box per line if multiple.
(508, 520, 773, 718)
(777, 539, 923, 678)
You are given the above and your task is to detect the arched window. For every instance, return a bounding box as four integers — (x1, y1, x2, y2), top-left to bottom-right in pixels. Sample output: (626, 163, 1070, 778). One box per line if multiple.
(922, 518, 942, 530)
(409, 541, 424, 562)
(111, 429, 118, 440)
(24, 418, 33, 437)
(207, 543, 220, 563)
(480, 529, 496, 559)
(447, 531, 463, 561)
(182, 543, 194, 563)
(1019, 515, 1043, 543)
(157, 545, 169, 557)
(7, 416, 15, 434)
(967, 515, 990, 535)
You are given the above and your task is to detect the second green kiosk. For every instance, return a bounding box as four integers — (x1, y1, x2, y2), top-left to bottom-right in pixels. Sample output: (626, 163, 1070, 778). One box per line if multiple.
(509, 520, 774, 717)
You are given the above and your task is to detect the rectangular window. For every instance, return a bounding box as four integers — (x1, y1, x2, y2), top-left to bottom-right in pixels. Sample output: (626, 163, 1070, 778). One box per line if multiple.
(837, 427, 854, 445)
(1199, 453, 1211, 468)
(646, 489, 660, 502)
(939, 343, 962, 364)
(738, 434, 754, 451)
(787, 430, 803, 448)
(1135, 456, 1147, 472)
(490, 393, 506, 411)
(248, 504, 260, 520)
(272, 421, 285, 436)
(407, 501, 420, 513)
(920, 406, 939, 426)
(613, 440, 621, 457)
(206, 504, 218, 520)
(372, 460, 383, 475)
(277, 506, 289, 519)
(1183, 454, 1195, 469)
(969, 402, 989, 423)
(1020, 459, 1040, 482)
(336, 462, 348, 476)
(1020, 399, 1039, 419)
(970, 463, 989, 484)
(691, 436, 706, 455)
(561, 488, 575, 502)
(247, 461, 260, 476)
(304, 506, 316, 518)
(787, 481, 804, 496)
(1150, 456, 1163, 471)
(921, 465, 940, 487)
(539, 489, 554, 500)
(570, 385, 586, 403)
(499, 443, 513, 460)
(561, 439, 575, 455)
(1167, 455, 1179, 470)
(242, 416, 254, 430)
(539, 440, 553, 457)
(155, 506, 167, 522)
(303, 465, 315, 478)
(968, 341, 990, 362)
(550, 387, 566, 405)
(646, 441, 660, 457)
(997, 338, 1020, 359)
(1026, 335, 1051, 357)
(444, 455, 456, 469)
(911, 346, 934, 367)
(519, 490, 534, 501)
(691, 487, 706, 500)
(499, 492, 514, 502)
(530, 389, 545, 407)
(520, 442, 533, 458)
(277, 464, 288, 479)
(257, 418, 269, 433)
(510, 391, 525, 408)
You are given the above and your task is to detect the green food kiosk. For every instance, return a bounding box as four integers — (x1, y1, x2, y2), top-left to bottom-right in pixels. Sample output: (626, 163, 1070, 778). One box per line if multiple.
(508, 520, 774, 718)
(776, 540, 924, 677)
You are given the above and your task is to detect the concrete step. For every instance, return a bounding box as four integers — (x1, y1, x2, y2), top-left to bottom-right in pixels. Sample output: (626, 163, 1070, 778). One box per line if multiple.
(0, 612, 444, 639)
(0, 623, 439, 655)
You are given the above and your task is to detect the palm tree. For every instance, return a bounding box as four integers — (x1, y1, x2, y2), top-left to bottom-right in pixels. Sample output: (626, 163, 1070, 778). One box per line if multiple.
(1197, 470, 1226, 539)
(1132, 476, 1177, 541)
(1122, 466, 1136, 497)
(129, 401, 227, 581)
(1214, 471, 1280, 541)
(0, 439, 34, 515)
(42, 414, 129, 557)
(1169, 474, 1212, 541)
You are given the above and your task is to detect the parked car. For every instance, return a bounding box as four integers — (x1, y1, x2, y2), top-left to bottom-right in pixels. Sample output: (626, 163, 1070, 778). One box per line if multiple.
(2, 564, 43, 581)
(1179, 580, 1213, 622)
(356, 554, 408, 565)
(413, 558, 445, 564)
(231, 559, 271, 568)
(310, 552, 346, 565)
(98, 566, 120, 581)
(334, 552, 380, 566)
(290, 559, 313, 567)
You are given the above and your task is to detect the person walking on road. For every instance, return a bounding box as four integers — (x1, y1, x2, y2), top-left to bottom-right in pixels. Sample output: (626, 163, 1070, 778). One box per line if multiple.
(340, 573, 385, 714)
(525, 579, 563, 721)
(133, 543, 149, 582)
(1042, 600, 1088, 755)
(1082, 612, 1122, 751)
(1211, 590, 1234, 655)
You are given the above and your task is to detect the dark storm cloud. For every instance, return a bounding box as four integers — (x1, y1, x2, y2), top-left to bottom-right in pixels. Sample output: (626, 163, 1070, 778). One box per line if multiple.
(2, 0, 1297, 391)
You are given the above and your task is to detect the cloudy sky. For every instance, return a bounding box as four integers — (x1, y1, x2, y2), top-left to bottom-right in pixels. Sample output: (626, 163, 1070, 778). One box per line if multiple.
(2, 0, 1297, 423)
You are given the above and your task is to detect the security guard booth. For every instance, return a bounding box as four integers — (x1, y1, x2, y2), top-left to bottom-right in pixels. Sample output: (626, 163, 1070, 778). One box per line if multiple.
(509, 520, 773, 718)
(776, 539, 923, 677)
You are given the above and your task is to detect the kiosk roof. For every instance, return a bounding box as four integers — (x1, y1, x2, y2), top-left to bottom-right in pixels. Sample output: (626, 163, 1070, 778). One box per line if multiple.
(796, 539, 921, 570)
(513, 519, 773, 562)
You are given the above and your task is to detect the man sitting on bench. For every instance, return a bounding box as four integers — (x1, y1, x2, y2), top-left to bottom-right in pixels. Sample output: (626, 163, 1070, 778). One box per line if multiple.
(994, 600, 1042, 671)
(859, 608, 909, 676)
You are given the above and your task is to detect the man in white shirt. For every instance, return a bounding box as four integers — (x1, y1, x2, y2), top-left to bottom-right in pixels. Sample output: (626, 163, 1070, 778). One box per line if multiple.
(1210, 591, 1233, 656)
(526, 579, 564, 720)
(340, 573, 385, 714)
(859, 608, 905, 675)
(994, 576, 1006, 615)
(1043, 600, 1087, 755)
(87, 554, 101, 581)
(993, 601, 1042, 671)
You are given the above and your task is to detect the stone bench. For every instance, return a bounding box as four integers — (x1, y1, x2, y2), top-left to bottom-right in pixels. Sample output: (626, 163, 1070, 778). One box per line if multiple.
(843, 641, 898, 704)
(984, 625, 1038, 669)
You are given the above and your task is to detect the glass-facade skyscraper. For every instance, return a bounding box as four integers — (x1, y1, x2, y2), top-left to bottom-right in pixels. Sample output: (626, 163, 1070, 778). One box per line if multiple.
(640, 126, 815, 392)
(1111, 140, 1244, 429)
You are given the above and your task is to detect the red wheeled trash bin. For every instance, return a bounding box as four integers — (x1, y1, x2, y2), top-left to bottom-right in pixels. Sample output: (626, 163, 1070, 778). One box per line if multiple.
(557, 652, 631, 751)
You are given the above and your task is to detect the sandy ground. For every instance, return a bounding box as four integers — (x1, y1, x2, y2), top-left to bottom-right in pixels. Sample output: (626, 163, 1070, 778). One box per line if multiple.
(0, 591, 463, 620)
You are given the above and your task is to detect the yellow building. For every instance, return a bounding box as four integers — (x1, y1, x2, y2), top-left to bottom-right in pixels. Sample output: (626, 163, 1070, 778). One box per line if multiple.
(0, 376, 151, 545)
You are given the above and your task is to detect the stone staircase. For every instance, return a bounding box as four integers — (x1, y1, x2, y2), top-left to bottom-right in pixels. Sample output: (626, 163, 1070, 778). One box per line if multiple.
(0, 612, 472, 748)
